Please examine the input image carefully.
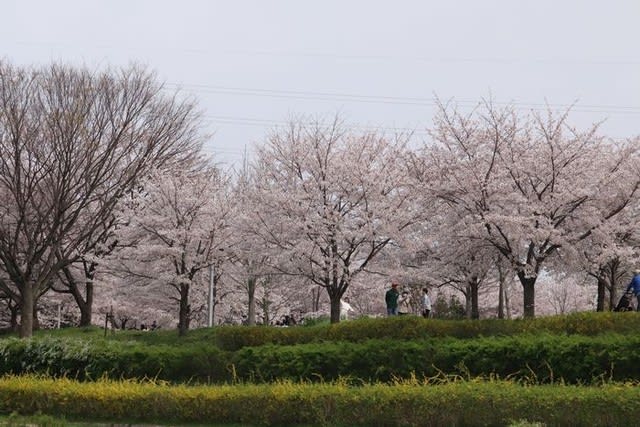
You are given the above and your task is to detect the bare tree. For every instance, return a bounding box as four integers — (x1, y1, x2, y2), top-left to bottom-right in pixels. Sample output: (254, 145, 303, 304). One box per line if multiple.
(0, 61, 203, 337)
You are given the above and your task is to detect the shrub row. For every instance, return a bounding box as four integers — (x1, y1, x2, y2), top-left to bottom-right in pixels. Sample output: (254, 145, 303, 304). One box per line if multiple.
(0, 337, 228, 382)
(28, 312, 640, 351)
(2, 333, 639, 384)
(0, 376, 638, 426)
(231, 333, 640, 383)
(211, 312, 640, 351)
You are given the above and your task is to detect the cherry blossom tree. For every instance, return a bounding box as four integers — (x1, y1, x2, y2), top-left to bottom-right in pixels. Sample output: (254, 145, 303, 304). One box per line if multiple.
(114, 165, 234, 335)
(0, 62, 203, 337)
(224, 160, 281, 326)
(420, 100, 640, 317)
(566, 138, 640, 310)
(247, 118, 416, 323)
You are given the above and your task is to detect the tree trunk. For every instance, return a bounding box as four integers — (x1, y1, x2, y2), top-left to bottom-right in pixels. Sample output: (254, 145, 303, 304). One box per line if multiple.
(609, 285, 618, 312)
(178, 283, 190, 336)
(469, 277, 479, 320)
(596, 277, 606, 312)
(60, 265, 95, 327)
(608, 258, 623, 311)
(517, 272, 536, 318)
(463, 285, 472, 319)
(79, 281, 94, 327)
(311, 287, 321, 312)
(19, 284, 34, 338)
(260, 294, 271, 325)
(32, 302, 40, 331)
(329, 294, 341, 324)
(247, 276, 256, 326)
(497, 274, 505, 319)
(68, 279, 94, 327)
(9, 302, 19, 331)
(504, 282, 512, 319)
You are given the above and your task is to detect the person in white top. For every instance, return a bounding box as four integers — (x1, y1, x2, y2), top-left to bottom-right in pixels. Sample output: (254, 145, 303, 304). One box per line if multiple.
(340, 297, 354, 320)
(421, 287, 432, 318)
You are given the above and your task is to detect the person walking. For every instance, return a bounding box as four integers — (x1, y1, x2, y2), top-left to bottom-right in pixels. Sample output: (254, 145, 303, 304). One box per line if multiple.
(625, 269, 640, 311)
(421, 287, 432, 318)
(385, 282, 400, 316)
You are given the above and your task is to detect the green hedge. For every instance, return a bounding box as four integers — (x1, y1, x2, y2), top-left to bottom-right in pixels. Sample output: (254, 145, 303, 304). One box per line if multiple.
(24, 312, 640, 352)
(230, 333, 640, 383)
(0, 337, 229, 383)
(211, 312, 640, 351)
(0, 376, 637, 426)
(2, 333, 640, 384)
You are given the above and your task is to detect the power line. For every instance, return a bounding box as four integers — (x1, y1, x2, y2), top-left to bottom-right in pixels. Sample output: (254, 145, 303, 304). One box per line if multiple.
(202, 115, 426, 135)
(166, 83, 640, 115)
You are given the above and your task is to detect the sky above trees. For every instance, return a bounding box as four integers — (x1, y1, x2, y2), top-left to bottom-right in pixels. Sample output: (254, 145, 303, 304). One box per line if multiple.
(3, 0, 639, 167)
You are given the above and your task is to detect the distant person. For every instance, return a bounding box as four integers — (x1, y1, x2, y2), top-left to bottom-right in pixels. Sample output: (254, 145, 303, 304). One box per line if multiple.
(398, 290, 411, 315)
(340, 297, 354, 321)
(625, 269, 640, 311)
(421, 287, 432, 318)
(385, 282, 400, 316)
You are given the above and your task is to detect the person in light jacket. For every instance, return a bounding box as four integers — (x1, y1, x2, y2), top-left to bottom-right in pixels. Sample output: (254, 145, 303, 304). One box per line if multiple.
(421, 287, 432, 318)
(398, 290, 411, 315)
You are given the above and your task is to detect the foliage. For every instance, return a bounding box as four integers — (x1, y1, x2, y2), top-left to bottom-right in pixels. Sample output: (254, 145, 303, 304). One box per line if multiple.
(0, 376, 638, 426)
(432, 294, 466, 319)
(1, 313, 640, 384)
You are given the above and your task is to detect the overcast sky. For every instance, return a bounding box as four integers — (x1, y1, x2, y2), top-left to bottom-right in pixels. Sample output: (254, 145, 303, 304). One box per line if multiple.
(3, 0, 639, 167)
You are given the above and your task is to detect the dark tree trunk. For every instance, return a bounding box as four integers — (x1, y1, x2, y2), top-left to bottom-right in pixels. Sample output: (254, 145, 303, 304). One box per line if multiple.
(497, 275, 505, 319)
(178, 283, 191, 336)
(517, 272, 536, 318)
(247, 276, 256, 326)
(329, 294, 341, 324)
(609, 285, 618, 312)
(596, 277, 606, 312)
(9, 302, 19, 331)
(79, 281, 94, 327)
(19, 284, 34, 338)
(69, 280, 94, 327)
(463, 285, 472, 319)
(469, 276, 480, 320)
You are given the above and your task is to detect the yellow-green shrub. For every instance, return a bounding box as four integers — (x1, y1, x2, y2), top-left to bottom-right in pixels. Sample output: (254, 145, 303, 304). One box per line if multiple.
(0, 376, 638, 426)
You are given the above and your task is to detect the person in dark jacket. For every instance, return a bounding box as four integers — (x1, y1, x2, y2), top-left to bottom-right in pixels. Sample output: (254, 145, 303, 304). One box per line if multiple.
(625, 269, 640, 311)
(385, 282, 400, 316)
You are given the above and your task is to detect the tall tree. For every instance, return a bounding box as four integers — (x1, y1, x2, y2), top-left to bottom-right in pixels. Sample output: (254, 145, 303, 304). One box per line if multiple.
(248, 118, 415, 323)
(115, 166, 233, 336)
(0, 62, 202, 337)
(422, 100, 639, 317)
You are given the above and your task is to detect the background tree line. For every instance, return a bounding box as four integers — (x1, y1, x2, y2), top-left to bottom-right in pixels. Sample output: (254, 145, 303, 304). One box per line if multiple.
(1, 61, 638, 337)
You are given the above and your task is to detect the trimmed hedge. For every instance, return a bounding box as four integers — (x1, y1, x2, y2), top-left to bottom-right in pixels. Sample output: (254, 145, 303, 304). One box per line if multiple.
(0, 337, 229, 383)
(230, 333, 640, 383)
(2, 333, 640, 384)
(23, 312, 640, 352)
(0, 376, 637, 426)
(211, 311, 640, 351)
